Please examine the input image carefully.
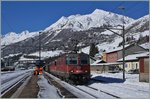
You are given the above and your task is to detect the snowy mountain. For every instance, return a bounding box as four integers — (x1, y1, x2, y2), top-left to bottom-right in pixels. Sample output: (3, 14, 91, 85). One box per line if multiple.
(44, 9, 133, 32)
(1, 9, 149, 62)
(1, 30, 39, 46)
(125, 15, 149, 34)
(82, 15, 149, 54)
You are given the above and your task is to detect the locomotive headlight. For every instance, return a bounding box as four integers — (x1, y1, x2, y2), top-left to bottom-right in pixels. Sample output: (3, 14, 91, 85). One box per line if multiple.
(85, 70, 88, 72)
(71, 70, 74, 72)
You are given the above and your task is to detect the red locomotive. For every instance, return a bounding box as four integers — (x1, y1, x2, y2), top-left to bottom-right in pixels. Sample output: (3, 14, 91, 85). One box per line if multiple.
(48, 52, 90, 84)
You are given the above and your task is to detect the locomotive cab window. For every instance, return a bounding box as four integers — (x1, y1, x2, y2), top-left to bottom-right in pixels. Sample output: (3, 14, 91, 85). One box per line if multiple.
(66, 54, 78, 65)
(80, 54, 89, 65)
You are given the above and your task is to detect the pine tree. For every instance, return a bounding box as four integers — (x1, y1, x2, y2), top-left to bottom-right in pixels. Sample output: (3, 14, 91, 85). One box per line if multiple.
(89, 43, 99, 57)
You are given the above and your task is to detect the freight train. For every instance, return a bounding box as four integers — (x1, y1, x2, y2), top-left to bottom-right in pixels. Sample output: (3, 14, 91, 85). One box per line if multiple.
(47, 52, 90, 84)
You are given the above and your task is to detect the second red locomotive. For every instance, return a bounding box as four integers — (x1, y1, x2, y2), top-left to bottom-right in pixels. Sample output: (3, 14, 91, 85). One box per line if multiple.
(48, 52, 90, 84)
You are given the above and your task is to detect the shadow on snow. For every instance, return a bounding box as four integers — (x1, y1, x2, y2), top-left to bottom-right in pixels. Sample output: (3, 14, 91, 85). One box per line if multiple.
(89, 75, 125, 84)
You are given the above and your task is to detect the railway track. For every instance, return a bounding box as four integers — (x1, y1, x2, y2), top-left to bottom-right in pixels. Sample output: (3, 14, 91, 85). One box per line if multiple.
(1, 70, 32, 84)
(1, 74, 30, 98)
(1, 71, 15, 75)
(73, 85, 98, 98)
(85, 85, 120, 98)
(44, 73, 77, 98)
(44, 72, 120, 99)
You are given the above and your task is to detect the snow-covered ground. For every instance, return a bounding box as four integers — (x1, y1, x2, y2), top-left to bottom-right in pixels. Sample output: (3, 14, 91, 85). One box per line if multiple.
(45, 72, 150, 98)
(37, 75, 61, 98)
(45, 72, 96, 98)
(90, 72, 149, 98)
(1, 69, 33, 84)
(1, 70, 33, 96)
(1, 70, 149, 98)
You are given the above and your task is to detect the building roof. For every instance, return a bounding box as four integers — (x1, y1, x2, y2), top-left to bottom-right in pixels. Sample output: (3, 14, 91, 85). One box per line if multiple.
(105, 44, 146, 54)
(139, 43, 149, 50)
(91, 59, 122, 66)
(117, 52, 149, 62)
(91, 62, 122, 66)
(106, 44, 130, 53)
(91, 60, 106, 65)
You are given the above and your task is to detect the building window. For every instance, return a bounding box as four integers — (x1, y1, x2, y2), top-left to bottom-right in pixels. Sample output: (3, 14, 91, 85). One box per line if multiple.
(125, 64, 128, 68)
(136, 63, 138, 69)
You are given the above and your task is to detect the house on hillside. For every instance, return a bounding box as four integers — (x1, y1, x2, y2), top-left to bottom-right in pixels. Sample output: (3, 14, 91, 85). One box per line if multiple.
(117, 52, 149, 72)
(137, 54, 149, 82)
(103, 44, 147, 63)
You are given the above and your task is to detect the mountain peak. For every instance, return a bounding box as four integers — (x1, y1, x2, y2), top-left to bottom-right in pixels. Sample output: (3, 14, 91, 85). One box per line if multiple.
(92, 9, 108, 14)
(45, 9, 134, 32)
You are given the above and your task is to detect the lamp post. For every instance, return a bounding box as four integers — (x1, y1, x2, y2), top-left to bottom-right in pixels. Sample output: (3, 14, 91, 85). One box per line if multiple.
(118, 6, 126, 81)
(39, 31, 41, 61)
(103, 6, 126, 81)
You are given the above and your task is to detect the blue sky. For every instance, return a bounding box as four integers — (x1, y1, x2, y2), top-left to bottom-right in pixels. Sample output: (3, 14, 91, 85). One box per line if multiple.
(1, 1, 149, 35)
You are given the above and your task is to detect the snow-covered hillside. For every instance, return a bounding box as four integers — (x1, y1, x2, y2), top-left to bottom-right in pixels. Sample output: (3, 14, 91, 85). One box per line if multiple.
(1, 30, 39, 46)
(125, 15, 149, 34)
(81, 14, 149, 55)
(44, 9, 134, 32)
(1, 9, 149, 61)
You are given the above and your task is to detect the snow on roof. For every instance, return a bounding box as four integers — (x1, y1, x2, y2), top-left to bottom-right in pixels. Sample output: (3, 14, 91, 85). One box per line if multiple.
(19, 50, 64, 61)
(4, 53, 22, 58)
(140, 42, 149, 50)
(91, 60, 105, 65)
(91, 61, 122, 66)
(80, 46, 90, 54)
(117, 52, 149, 62)
(29, 50, 64, 59)
(19, 56, 39, 61)
(106, 44, 130, 53)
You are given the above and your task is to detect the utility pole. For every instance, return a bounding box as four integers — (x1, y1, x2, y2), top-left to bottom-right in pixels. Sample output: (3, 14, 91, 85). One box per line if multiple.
(119, 6, 126, 81)
(101, 6, 126, 81)
(39, 31, 41, 61)
(122, 24, 125, 81)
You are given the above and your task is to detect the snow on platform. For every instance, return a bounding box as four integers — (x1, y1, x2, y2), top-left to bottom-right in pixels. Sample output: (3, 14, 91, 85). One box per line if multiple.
(37, 75, 61, 98)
